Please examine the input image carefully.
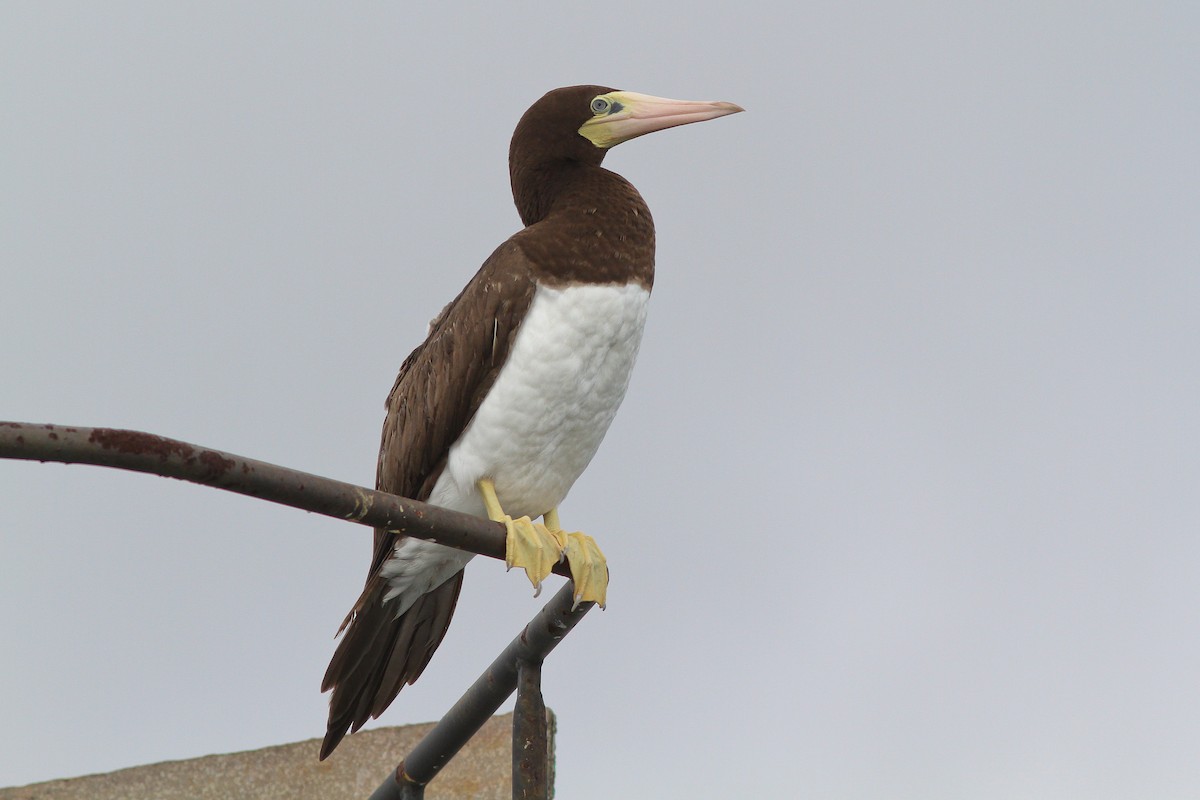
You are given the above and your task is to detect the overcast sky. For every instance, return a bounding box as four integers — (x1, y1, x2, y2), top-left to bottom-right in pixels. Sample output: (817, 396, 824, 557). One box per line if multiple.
(2, 2, 1199, 798)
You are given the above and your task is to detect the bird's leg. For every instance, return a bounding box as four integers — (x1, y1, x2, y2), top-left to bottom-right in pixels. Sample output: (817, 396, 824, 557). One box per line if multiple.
(478, 478, 565, 596)
(543, 508, 608, 610)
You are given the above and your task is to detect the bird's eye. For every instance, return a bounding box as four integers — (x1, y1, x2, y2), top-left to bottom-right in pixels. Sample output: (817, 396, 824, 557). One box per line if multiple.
(591, 97, 611, 115)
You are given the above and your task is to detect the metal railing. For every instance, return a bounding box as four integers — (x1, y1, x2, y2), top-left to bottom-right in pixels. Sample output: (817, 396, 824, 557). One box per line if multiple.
(0, 421, 595, 799)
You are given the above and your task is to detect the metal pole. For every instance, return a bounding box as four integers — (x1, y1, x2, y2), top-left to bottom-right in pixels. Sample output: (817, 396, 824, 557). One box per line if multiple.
(368, 581, 591, 799)
(0, 421, 573, 578)
(369, 773, 423, 800)
(1, 420, 590, 798)
(513, 660, 549, 800)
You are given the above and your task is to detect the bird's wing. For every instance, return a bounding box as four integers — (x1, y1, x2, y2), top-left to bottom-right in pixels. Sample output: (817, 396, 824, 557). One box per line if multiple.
(368, 239, 538, 573)
(320, 241, 538, 759)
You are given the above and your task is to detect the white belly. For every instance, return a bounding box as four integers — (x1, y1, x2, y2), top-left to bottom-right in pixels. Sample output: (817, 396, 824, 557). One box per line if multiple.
(436, 281, 650, 516)
(382, 281, 650, 607)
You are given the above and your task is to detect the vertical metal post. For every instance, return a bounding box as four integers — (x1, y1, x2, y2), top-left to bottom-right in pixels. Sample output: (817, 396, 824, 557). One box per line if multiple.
(512, 660, 549, 800)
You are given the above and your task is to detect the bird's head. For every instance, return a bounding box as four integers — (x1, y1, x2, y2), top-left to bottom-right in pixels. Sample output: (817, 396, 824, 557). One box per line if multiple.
(508, 85, 742, 223)
(510, 85, 742, 168)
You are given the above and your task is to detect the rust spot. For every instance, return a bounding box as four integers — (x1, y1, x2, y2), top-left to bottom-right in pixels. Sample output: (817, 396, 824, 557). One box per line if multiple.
(88, 428, 195, 461)
(86, 429, 236, 481)
(48, 432, 58, 440)
(0, 422, 22, 429)
(16, 435, 23, 444)
(197, 450, 235, 479)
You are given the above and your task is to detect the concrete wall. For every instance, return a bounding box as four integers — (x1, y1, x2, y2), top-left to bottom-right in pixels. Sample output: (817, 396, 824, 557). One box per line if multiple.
(1, 712, 549, 800)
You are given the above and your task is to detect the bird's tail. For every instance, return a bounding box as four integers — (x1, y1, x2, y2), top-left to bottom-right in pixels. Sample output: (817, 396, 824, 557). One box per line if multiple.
(319, 569, 464, 760)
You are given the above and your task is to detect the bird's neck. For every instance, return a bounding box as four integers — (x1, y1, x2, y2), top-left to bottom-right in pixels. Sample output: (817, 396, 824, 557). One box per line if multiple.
(511, 161, 640, 227)
(509, 163, 656, 289)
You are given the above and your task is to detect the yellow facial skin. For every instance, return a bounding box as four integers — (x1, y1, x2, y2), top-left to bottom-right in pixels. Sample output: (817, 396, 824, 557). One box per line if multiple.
(578, 91, 744, 149)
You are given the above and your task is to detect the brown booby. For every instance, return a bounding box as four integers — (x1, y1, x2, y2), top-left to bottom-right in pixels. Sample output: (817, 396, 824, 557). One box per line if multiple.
(320, 85, 741, 759)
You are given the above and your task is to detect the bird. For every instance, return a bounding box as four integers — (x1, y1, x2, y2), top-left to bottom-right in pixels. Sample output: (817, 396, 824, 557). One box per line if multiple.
(319, 85, 742, 759)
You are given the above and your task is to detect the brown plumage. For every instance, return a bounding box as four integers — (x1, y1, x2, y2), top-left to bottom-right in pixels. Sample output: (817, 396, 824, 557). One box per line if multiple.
(319, 250, 537, 759)
(319, 85, 740, 759)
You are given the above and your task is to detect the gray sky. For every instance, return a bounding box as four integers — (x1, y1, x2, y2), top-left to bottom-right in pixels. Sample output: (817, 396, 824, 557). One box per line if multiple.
(2, 2, 1198, 797)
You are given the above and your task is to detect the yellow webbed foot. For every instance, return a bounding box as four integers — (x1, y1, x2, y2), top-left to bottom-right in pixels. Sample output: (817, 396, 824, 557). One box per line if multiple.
(544, 509, 608, 610)
(479, 479, 566, 595)
(504, 515, 567, 596)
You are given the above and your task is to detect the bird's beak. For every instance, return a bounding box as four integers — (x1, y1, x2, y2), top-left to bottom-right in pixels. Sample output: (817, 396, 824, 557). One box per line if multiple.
(579, 91, 744, 149)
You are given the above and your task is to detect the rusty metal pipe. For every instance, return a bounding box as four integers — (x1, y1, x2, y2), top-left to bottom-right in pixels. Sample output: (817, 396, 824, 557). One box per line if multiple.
(0, 421, 572, 577)
(368, 581, 590, 799)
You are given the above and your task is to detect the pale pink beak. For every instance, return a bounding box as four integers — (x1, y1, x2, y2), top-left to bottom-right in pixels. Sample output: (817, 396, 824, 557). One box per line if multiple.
(579, 91, 744, 149)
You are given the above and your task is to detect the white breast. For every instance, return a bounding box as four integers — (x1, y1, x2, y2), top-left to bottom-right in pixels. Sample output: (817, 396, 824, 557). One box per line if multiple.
(434, 281, 650, 518)
(382, 281, 650, 608)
